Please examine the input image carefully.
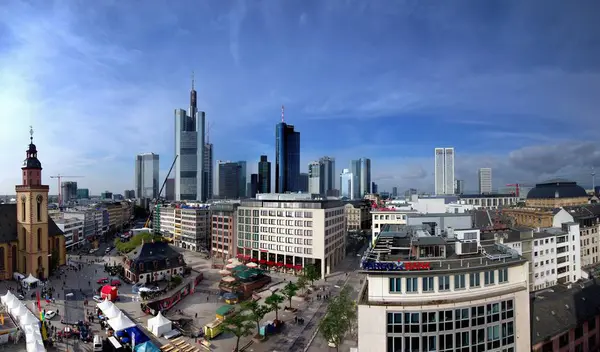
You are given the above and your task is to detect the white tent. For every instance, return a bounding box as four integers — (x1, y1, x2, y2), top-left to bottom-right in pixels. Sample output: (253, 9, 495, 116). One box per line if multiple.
(147, 311, 172, 337)
(1, 291, 15, 305)
(102, 304, 121, 319)
(97, 298, 114, 312)
(3, 293, 16, 307)
(23, 274, 39, 285)
(20, 312, 39, 328)
(26, 339, 45, 352)
(24, 325, 42, 342)
(7, 297, 20, 310)
(107, 312, 135, 331)
(11, 303, 27, 317)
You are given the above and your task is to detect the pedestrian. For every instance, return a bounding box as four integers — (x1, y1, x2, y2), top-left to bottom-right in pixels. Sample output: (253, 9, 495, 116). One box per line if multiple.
(206, 296, 209, 302)
(195, 313, 198, 318)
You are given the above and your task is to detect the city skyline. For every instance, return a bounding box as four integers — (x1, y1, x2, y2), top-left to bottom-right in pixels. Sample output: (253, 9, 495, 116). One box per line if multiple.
(1, 1, 600, 195)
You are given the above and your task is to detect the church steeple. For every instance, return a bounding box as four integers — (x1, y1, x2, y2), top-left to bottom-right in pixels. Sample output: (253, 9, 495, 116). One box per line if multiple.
(21, 126, 42, 186)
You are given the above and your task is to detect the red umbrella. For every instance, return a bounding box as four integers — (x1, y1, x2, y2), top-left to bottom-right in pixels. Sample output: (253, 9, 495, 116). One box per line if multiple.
(266, 261, 275, 266)
(285, 263, 293, 269)
(259, 259, 267, 264)
(294, 265, 303, 271)
(251, 257, 258, 262)
(276, 262, 284, 267)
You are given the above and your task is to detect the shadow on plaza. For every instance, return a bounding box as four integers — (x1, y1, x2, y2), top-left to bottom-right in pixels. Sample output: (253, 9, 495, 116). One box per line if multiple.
(62, 288, 95, 324)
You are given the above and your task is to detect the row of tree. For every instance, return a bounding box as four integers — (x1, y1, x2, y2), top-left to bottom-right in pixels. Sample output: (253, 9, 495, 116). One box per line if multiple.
(318, 286, 357, 352)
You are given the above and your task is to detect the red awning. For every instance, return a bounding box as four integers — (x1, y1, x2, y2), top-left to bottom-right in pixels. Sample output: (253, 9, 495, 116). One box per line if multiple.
(259, 259, 267, 264)
(266, 261, 275, 266)
(285, 263, 293, 269)
(294, 265, 303, 271)
(250, 257, 258, 262)
(276, 262, 284, 267)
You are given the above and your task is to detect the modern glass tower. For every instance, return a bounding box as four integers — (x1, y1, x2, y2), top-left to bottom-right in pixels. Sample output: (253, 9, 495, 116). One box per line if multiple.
(174, 75, 205, 201)
(275, 117, 300, 193)
(203, 143, 213, 200)
(258, 155, 271, 194)
(135, 153, 159, 199)
(434, 147, 455, 195)
(340, 168, 355, 199)
(319, 156, 336, 193)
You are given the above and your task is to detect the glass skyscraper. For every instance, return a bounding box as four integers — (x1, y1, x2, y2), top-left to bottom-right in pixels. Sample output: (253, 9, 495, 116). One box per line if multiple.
(135, 153, 159, 199)
(275, 122, 300, 193)
(258, 155, 271, 194)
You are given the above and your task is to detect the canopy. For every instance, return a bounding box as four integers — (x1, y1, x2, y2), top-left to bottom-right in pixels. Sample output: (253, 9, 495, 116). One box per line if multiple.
(246, 262, 258, 268)
(3, 293, 16, 307)
(222, 276, 236, 283)
(102, 304, 121, 319)
(134, 341, 161, 352)
(7, 297, 20, 310)
(225, 263, 236, 269)
(218, 270, 231, 275)
(20, 312, 39, 328)
(26, 340, 45, 352)
(147, 311, 171, 337)
(23, 274, 39, 285)
(1, 291, 15, 304)
(124, 326, 150, 345)
(97, 298, 114, 311)
(11, 303, 27, 317)
(24, 325, 42, 342)
(107, 312, 135, 331)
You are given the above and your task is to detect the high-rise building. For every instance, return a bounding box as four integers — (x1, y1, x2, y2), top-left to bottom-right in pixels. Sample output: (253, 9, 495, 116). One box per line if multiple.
(454, 179, 465, 195)
(76, 188, 89, 199)
(391, 187, 398, 198)
(237, 161, 247, 198)
(218, 161, 242, 199)
(478, 168, 493, 194)
(299, 173, 309, 193)
(61, 181, 78, 202)
(308, 161, 324, 194)
(275, 108, 300, 193)
(165, 179, 175, 201)
(434, 147, 455, 195)
(100, 191, 112, 200)
(340, 168, 355, 199)
(135, 153, 159, 199)
(123, 190, 135, 199)
(204, 143, 214, 200)
(360, 158, 372, 196)
(371, 181, 378, 194)
(248, 174, 258, 198)
(319, 156, 336, 193)
(174, 75, 205, 201)
(258, 155, 271, 194)
(350, 160, 362, 199)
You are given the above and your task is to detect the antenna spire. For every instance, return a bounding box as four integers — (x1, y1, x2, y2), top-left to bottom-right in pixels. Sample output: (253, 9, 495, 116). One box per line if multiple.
(593, 167, 596, 190)
(281, 105, 285, 123)
(29, 125, 34, 143)
(191, 71, 195, 90)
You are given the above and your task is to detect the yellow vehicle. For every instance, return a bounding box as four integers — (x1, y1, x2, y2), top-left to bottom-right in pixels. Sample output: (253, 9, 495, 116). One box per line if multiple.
(203, 319, 224, 340)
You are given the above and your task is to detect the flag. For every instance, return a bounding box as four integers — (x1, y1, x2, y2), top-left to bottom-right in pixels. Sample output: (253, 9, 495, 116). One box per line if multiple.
(36, 291, 41, 311)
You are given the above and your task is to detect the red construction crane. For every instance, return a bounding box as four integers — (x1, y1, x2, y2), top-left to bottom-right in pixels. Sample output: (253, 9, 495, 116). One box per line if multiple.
(49, 175, 84, 206)
(505, 183, 533, 197)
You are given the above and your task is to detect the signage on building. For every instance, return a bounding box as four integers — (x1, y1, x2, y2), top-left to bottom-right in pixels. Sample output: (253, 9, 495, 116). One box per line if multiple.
(362, 260, 431, 271)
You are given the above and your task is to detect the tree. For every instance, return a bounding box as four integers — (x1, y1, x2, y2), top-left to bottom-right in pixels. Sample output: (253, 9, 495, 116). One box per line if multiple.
(296, 275, 308, 295)
(281, 282, 298, 309)
(265, 293, 285, 321)
(221, 312, 254, 352)
(302, 264, 320, 285)
(241, 300, 272, 336)
(318, 286, 356, 352)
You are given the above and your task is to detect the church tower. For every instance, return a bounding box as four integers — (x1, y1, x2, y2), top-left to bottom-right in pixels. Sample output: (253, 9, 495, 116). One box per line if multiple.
(15, 127, 50, 279)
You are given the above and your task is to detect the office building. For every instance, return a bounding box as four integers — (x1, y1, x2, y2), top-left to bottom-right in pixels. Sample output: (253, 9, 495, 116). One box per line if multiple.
(248, 174, 258, 198)
(165, 179, 175, 201)
(554, 204, 600, 268)
(101, 191, 113, 200)
(343, 199, 372, 231)
(308, 161, 324, 194)
(434, 147, 455, 195)
(479, 168, 493, 194)
(61, 181, 78, 202)
(455, 179, 465, 195)
(210, 202, 239, 260)
(372, 181, 378, 194)
(360, 158, 372, 196)
(319, 156, 336, 194)
(174, 76, 205, 201)
(54, 217, 84, 249)
(135, 153, 159, 199)
(237, 161, 247, 198)
(275, 112, 300, 193)
(340, 168, 356, 199)
(237, 193, 346, 278)
(258, 155, 271, 194)
(299, 173, 309, 193)
(155, 204, 210, 251)
(218, 161, 242, 199)
(391, 187, 398, 198)
(123, 190, 135, 199)
(357, 225, 530, 351)
(204, 143, 214, 200)
(77, 188, 89, 199)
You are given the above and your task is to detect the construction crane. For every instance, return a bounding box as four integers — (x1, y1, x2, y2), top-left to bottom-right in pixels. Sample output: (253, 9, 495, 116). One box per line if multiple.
(49, 175, 84, 206)
(144, 155, 178, 229)
(505, 183, 533, 198)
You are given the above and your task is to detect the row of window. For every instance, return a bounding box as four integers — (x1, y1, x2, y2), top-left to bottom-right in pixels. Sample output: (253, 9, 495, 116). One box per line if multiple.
(389, 269, 509, 294)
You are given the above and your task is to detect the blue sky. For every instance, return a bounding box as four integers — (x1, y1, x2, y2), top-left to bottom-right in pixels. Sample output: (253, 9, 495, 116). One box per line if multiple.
(0, 0, 599, 195)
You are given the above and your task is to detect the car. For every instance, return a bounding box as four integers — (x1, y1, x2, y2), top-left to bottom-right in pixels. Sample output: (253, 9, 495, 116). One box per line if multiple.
(92, 295, 103, 303)
(97, 278, 109, 284)
(45, 311, 57, 320)
(110, 280, 121, 286)
(89, 248, 98, 254)
(105, 247, 112, 254)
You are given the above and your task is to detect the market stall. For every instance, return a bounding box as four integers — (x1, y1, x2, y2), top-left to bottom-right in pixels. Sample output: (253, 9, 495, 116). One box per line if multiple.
(147, 311, 171, 337)
(107, 312, 135, 331)
(101, 285, 119, 302)
(22, 274, 40, 289)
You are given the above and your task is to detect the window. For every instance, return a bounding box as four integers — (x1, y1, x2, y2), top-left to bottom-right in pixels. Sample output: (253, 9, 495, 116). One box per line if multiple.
(470, 272, 481, 287)
(498, 268, 508, 283)
(589, 317, 597, 332)
(455, 308, 469, 329)
(37, 228, 42, 250)
(487, 324, 501, 350)
(454, 274, 466, 289)
(559, 333, 569, 348)
(501, 321, 515, 346)
(422, 277, 434, 292)
(0, 247, 4, 271)
(406, 278, 418, 293)
(21, 200, 25, 222)
(438, 276, 450, 291)
(484, 270, 495, 285)
(389, 278, 401, 293)
(36, 199, 42, 222)
(575, 324, 584, 339)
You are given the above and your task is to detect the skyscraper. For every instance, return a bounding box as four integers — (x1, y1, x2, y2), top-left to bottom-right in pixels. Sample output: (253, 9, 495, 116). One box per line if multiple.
(135, 153, 159, 199)
(455, 179, 465, 195)
(237, 161, 247, 198)
(319, 156, 336, 193)
(204, 143, 213, 201)
(340, 168, 355, 199)
(392, 187, 398, 198)
(350, 159, 361, 199)
(299, 173, 309, 193)
(174, 75, 205, 201)
(258, 155, 271, 194)
(308, 161, 324, 194)
(217, 161, 241, 199)
(61, 181, 78, 202)
(478, 168, 493, 194)
(248, 174, 258, 198)
(360, 158, 372, 196)
(275, 106, 300, 193)
(434, 147, 455, 195)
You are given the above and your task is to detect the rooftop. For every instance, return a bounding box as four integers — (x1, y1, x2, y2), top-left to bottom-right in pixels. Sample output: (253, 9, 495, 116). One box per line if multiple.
(562, 204, 600, 219)
(459, 193, 519, 198)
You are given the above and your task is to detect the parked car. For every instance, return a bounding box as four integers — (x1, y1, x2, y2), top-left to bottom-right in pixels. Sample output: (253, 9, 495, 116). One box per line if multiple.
(110, 279, 121, 286)
(45, 311, 57, 320)
(92, 295, 103, 303)
(89, 248, 98, 254)
(97, 278, 109, 284)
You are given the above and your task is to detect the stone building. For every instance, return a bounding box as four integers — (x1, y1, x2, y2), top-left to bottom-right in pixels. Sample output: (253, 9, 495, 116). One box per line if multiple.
(0, 132, 66, 280)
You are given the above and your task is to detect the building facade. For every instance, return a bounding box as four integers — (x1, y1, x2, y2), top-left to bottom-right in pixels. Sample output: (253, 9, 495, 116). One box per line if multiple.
(236, 194, 346, 278)
(340, 168, 356, 199)
(319, 156, 336, 194)
(275, 121, 300, 193)
(455, 179, 465, 195)
(217, 161, 242, 199)
(343, 200, 371, 231)
(478, 168, 493, 194)
(135, 153, 160, 199)
(165, 178, 175, 201)
(248, 174, 258, 198)
(258, 155, 271, 194)
(174, 77, 205, 201)
(210, 203, 239, 260)
(61, 181, 78, 203)
(308, 161, 323, 194)
(358, 227, 530, 352)
(54, 217, 84, 249)
(76, 188, 89, 199)
(553, 205, 600, 268)
(156, 204, 210, 252)
(434, 147, 455, 195)
(459, 194, 520, 209)
(204, 143, 214, 200)
(360, 158, 371, 197)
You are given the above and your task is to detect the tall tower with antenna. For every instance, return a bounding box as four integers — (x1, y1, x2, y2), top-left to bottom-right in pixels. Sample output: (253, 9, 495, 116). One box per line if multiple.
(592, 167, 596, 190)
(203, 120, 214, 200)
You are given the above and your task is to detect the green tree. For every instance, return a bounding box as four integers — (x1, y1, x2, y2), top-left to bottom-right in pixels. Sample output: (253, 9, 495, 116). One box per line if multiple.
(241, 300, 272, 336)
(114, 232, 163, 253)
(264, 293, 285, 321)
(302, 264, 320, 285)
(318, 286, 357, 352)
(281, 282, 298, 309)
(221, 313, 254, 352)
(296, 275, 308, 295)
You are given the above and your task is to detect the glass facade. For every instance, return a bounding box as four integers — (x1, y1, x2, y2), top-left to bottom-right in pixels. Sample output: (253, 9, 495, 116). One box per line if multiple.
(386, 299, 516, 352)
(275, 122, 300, 193)
(135, 153, 159, 199)
(258, 155, 271, 194)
